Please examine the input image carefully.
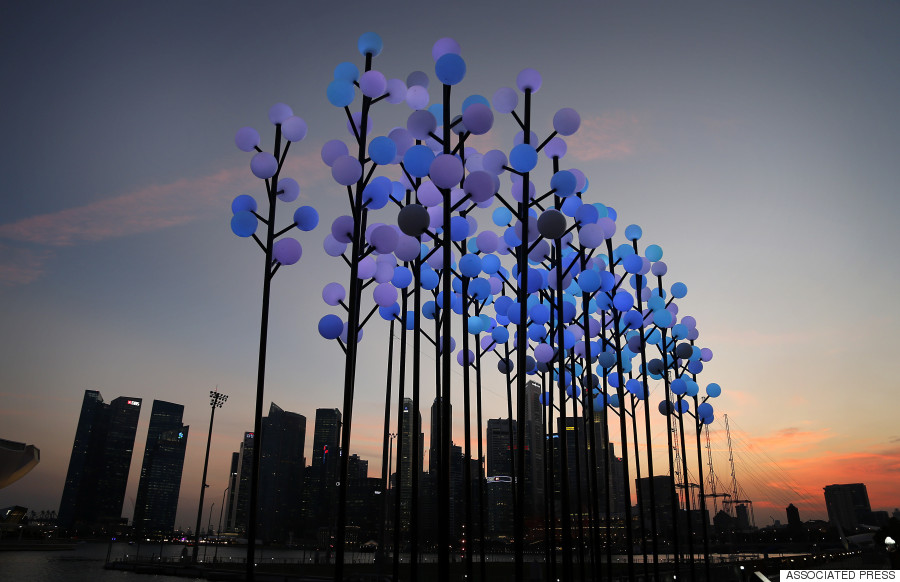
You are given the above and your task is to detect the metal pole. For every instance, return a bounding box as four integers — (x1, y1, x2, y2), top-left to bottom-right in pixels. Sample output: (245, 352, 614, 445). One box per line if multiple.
(194, 389, 227, 563)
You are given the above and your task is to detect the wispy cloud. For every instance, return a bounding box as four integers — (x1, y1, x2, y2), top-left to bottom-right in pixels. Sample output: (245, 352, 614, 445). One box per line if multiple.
(566, 112, 649, 161)
(0, 243, 53, 286)
(752, 426, 833, 453)
(0, 151, 328, 285)
(0, 166, 252, 247)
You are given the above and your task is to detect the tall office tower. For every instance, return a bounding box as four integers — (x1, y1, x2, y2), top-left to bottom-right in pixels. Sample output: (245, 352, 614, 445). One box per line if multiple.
(824, 483, 872, 531)
(421, 397, 447, 542)
(522, 380, 545, 520)
(554, 414, 623, 520)
(347, 454, 368, 483)
(637, 475, 678, 539)
(428, 397, 449, 475)
(258, 403, 306, 543)
(448, 443, 464, 542)
(232, 431, 255, 533)
(224, 452, 239, 532)
(58, 391, 142, 532)
(486, 418, 517, 477)
(345, 455, 380, 541)
(397, 398, 423, 534)
(307, 408, 342, 535)
(59, 390, 105, 529)
(133, 400, 189, 534)
(485, 476, 514, 540)
(557, 416, 590, 519)
(310, 408, 341, 477)
(608, 445, 626, 517)
(786, 503, 801, 529)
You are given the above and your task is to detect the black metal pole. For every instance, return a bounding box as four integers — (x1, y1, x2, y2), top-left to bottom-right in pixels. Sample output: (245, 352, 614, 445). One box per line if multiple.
(438, 81, 453, 582)
(513, 87, 532, 582)
(378, 318, 396, 578)
(193, 401, 216, 564)
(633, 256, 661, 581)
(659, 324, 681, 579)
(693, 395, 712, 582)
(605, 238, 636, 581)
(334, 50, 373, 582)
(676, 397, 696, 579)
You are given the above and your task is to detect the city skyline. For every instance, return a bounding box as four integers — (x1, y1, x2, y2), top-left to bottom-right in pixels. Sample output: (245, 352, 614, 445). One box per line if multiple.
(43, 391, 899, 535)
(2, 1, 900, 533)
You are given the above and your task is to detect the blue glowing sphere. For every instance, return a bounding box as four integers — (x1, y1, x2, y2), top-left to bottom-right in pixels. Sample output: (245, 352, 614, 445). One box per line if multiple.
(231, 211, 258, 238)
(326, 80, 355, 108)
(403, 145, 434, 178)
(435, 53, 466, 85)
(318, 314, 344, 340)
(509, 143, 538, 173)
(369, 136, 397, 166)
(293, 206, 319, 231)
(357, 32, 383, 57)
(333, 61, 359, 82)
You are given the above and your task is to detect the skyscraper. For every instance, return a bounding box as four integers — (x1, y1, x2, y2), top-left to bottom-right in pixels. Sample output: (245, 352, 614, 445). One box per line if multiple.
(522, 380, 545, 520)
(637, 475, 678, 539)
(429, 396, 448, 476)
(58, 390, 142, 532)
(485, 476, 514, 540)
(306, 408, 341, 536)
(486, 418, 516, 477)
(786, 503, 802, 533)
(232, 431, 255, 534)
(224, 452, 239, 532)
(133, 400, 189, 534)
(258, 403, 306, 543)
(398, 398, 423, 534)
(824, 483, 872, 531)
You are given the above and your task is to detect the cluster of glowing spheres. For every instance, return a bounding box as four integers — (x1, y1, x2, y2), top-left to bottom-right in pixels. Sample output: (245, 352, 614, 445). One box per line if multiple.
(230, 103, 318, 269)
(299, 33, 723, 424)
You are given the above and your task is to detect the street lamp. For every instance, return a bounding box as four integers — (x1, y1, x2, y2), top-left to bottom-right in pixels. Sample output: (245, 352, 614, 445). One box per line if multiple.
(193, 389, 227, 564)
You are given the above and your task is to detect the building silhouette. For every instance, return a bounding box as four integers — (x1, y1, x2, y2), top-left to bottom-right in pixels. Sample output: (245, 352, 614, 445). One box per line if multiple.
(396, 398, 423, 536)
(229, 431, 255, 534)
(258, 403, 306, 543)
(522, 380, 545, 520)
(637, 475, 678, 539)
(224, 452, 239, 532)
(485, 476, 514, 540)
(305, 408, 341, 538)
(486, 418, 516, 478)
(824, 483, 872, 531)
(133, 400, 188, 534)
(58, 390, 142, 532)
(786, 503, 801, 528)
(555, 414, 625, 519)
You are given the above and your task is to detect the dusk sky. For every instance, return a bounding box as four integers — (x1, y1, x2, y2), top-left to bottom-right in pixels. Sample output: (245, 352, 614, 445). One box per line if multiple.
(2, 1, 898, 531)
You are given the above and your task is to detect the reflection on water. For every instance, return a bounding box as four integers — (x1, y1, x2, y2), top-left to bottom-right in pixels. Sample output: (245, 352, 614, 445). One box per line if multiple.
(0, 543, 184, 582)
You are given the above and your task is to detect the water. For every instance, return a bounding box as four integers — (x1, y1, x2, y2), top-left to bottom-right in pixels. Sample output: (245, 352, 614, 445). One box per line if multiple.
(0, 540, 817, 581)
(0, 542, 185, 582)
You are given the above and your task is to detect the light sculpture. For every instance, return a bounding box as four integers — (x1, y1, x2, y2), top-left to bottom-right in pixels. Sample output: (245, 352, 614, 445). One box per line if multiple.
(229, 104, 317, 581)
(226, 31, 730, 582)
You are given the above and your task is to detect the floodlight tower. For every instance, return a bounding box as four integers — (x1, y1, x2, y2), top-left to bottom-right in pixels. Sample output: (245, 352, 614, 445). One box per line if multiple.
(193, 388, 227, 563)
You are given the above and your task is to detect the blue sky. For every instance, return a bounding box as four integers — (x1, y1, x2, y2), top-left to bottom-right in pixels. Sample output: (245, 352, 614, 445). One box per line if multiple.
(2, 1, 899, 529)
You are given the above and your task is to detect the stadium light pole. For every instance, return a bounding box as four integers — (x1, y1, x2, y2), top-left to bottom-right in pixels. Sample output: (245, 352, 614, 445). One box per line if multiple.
(193, 388, 227, 564)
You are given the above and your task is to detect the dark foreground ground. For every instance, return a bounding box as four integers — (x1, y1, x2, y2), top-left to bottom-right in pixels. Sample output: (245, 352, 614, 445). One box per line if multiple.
(106, 547, 893, 581)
